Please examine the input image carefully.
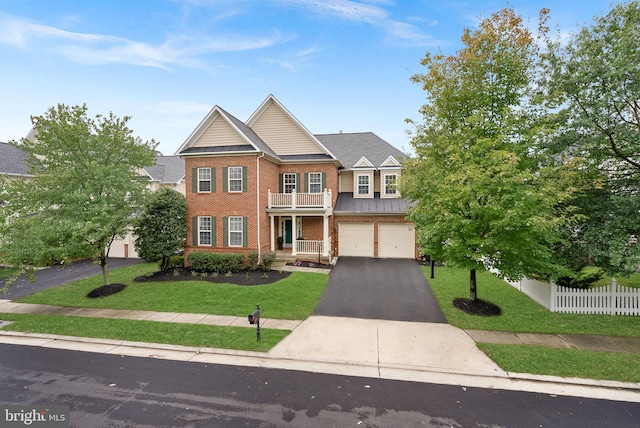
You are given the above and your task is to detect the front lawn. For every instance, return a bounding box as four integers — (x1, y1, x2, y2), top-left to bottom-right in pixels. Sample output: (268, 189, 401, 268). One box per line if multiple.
(0, 312, 287, 352)
(17, 263, 328, 320)
(478, 343, 640, 383)
(425, 266, 640, 337)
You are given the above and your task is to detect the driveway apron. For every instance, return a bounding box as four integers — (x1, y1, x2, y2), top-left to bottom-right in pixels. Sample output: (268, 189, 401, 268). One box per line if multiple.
(314, 257, 447, 323)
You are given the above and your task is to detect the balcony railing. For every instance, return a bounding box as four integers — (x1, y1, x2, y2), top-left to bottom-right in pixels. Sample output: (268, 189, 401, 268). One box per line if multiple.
(268, 189, 332, 210)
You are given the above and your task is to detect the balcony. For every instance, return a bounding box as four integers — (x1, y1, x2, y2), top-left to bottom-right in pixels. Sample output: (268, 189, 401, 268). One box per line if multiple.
(267, 189, 332, 212)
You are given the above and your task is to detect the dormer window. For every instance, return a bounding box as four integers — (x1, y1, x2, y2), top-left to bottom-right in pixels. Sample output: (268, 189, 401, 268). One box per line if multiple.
(384, 173, 398, 195)
(357, 174, 370, 195)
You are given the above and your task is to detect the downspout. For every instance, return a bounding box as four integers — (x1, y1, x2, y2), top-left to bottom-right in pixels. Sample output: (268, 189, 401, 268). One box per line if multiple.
(256, 152, 265, 259)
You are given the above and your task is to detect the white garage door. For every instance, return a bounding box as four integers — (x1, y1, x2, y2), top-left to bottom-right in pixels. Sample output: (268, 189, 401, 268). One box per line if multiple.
(378, 223, 415, 259)
(339, 223, 374, 257)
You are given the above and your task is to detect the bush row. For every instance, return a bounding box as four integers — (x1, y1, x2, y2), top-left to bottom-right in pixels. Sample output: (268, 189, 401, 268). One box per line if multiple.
(186, 251, 277, 273)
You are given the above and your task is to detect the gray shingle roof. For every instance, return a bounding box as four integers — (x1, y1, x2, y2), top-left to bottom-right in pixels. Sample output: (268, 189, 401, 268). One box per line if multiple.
(0, 142, 32, 177)
(315, 132, 406, 170)
(334, 192, 410, 214)
(144, 154, 185, 184)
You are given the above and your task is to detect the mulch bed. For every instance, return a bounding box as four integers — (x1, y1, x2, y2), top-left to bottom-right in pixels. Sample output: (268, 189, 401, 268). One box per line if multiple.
(133, 268, 291, 286)
(453, 297, 502, 316)
(285, 261, 332, 269)
(87, 283, 127, 298)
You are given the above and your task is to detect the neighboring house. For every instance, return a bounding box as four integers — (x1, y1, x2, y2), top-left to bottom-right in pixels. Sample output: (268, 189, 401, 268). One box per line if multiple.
(1, 140, 185, 259)
(110, 153, 186, 258)
(0, 142, 33, 180)
(177, 94, 416, 261)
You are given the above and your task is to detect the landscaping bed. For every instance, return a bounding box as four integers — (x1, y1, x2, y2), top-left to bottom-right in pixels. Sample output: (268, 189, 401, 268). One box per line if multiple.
(134, 267, 291, 286)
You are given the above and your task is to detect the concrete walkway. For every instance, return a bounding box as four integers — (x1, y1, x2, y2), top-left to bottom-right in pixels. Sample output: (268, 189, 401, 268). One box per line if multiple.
(1, 300, 639, 403)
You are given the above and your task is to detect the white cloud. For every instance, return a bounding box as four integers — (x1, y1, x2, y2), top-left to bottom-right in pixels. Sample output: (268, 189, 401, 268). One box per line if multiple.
(0, 12, 292, 69)
(279, 0, 443, 47)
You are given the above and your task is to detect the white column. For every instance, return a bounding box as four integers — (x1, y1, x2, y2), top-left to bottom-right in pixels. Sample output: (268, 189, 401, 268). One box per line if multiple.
(291, 215, 297, 256)
(323, 214, 330, 257)
(269, 215, 275, 251)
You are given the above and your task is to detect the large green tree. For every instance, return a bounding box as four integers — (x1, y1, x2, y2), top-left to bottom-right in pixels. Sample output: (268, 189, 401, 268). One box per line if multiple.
(402, 8, 576, 300)
(544, 1, 640, 277)
(0, 104, 157, 286)
(133, 187, 187, 271)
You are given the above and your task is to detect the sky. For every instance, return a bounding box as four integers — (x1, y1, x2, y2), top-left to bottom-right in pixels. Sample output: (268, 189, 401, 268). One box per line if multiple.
(0, 0, 623, 155)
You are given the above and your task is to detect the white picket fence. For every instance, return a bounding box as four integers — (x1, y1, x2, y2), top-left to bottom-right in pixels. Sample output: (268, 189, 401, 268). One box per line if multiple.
(506, 277, 640, 316)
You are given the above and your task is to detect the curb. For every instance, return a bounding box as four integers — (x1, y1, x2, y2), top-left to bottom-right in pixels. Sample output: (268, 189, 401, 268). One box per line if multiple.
(0, 330, 639, 403)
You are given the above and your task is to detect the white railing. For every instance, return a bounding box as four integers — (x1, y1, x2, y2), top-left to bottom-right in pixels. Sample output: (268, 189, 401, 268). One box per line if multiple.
(268, 189, 332, 209)
(295, 239, 324, 255)
(507, 277, 640, 316)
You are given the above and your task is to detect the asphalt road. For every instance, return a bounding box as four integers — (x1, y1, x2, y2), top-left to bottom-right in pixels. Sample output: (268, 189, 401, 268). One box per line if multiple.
(0, 258, 141, 300)
(1, 344, 637, 428)
(314, 257, 447, 322)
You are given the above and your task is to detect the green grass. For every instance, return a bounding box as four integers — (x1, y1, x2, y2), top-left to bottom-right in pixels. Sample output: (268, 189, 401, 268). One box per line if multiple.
(0, 312, 287, 352)
(585, 266, 640, 289)
(478, 343, 640, 383)
(425, 266, 640, 337)
(17, 263, 328, 320)
(0, 267, 20, 280)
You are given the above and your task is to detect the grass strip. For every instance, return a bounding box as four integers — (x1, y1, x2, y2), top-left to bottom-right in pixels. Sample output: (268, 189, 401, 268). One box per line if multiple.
(477, 343, 640, 383)
(17, 263, 328, 320)
(0, 312, 288, 352)
(425, 266, 640, 337)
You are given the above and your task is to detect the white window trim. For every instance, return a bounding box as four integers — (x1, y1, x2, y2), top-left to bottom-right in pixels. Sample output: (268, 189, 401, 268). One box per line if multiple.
(228, 216, 243, 247)
(308, 172, 322, 194)
(283, 173, 297, 194)
(354, 172, 373, 198)
(382, 172, 400, 198)
(197, 168, 211, 193)
(228, 166, 243, 193)
(198, 216, 212, 246)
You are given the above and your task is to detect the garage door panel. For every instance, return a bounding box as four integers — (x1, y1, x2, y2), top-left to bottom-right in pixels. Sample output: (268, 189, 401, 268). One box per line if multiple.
(378, 223, 415, 259)
(339, 223, 374, 257)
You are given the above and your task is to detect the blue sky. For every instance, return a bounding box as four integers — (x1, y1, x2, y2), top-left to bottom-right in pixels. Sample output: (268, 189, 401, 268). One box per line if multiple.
(0, 0, 621, 154)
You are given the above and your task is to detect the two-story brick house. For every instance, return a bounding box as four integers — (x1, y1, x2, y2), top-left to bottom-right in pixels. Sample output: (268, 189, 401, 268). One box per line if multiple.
(177, 95, 416, 261)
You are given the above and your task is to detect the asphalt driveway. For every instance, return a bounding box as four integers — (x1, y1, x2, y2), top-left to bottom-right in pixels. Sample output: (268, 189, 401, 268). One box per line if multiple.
(314, 257, 447, 323)
(0, 258, 141, 300)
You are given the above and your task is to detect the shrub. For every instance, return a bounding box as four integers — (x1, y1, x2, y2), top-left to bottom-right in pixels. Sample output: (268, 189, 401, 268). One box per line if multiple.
(187, 252, 246, 273)
(556, 269, 605, 289)
(163, 255, 184, 270)
(247, 251, 260, 271)
(260, 251, 277, 271)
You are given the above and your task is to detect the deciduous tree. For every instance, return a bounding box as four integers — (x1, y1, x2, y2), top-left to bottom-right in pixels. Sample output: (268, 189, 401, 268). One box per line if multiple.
(402, 8, 576, 301)
(0, 104, 157, 286)
(544, 1, 640, 277)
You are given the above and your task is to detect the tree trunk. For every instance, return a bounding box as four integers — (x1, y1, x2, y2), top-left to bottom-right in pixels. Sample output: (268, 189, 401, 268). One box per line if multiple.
(100, 253, 110, 286)
(470, 268, 477, 301)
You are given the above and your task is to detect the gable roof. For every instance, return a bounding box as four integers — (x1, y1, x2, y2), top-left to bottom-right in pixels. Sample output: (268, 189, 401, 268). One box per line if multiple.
(0, 142, 33, 177)
(178, 95, 339, 165)
(144, 154, 185, 184)
(315, 132, 406, 171)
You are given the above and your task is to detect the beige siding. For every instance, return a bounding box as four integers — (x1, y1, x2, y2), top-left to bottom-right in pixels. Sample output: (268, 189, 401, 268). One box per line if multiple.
(251, 103, 323, 155)
(194, 114, 247, 148)
(339, 171, 353, 193)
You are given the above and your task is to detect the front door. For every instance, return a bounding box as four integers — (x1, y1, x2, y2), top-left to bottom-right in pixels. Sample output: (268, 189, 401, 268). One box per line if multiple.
(285, 219, 293, 246)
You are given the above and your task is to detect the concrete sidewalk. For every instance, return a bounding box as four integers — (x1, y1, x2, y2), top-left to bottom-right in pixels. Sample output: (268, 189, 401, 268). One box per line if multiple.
(1, 301, 640, 402)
